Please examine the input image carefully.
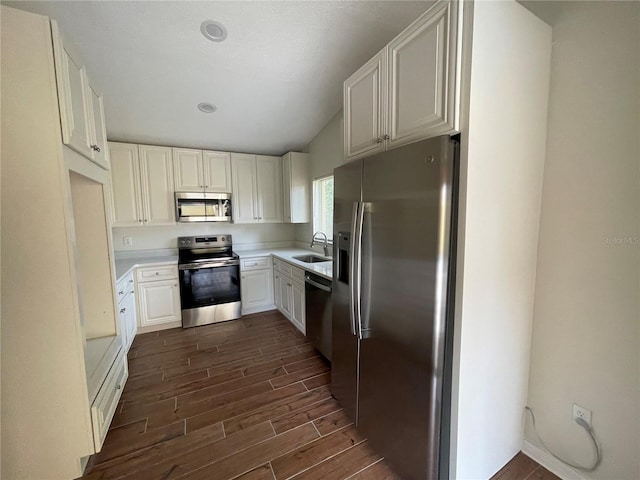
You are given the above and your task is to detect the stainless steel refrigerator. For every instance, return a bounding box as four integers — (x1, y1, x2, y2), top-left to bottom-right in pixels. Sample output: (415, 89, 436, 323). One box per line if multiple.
(332, 135, 458, 480)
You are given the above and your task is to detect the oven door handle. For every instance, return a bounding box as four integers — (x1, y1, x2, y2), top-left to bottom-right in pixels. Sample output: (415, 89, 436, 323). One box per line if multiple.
(179, 260, 240, 270)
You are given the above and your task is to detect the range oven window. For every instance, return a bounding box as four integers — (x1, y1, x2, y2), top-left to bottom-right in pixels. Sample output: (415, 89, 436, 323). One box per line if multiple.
(179, 264, 240, 309)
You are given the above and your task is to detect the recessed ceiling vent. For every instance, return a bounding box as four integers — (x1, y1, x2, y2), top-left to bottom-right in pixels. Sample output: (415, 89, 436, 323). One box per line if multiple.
(197, 103, 217, 113)
(200, 20, 228, 42)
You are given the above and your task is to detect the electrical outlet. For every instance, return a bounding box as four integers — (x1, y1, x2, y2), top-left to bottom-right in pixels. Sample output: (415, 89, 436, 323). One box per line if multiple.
(123, 236, 133, 247)
(572, 403, 592, 427)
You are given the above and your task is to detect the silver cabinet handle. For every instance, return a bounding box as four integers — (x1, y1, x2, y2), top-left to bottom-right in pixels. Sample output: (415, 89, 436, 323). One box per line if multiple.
(383, 134, 390, 140)
(116, 384, 122, 390)
(129, 290, 135, 294)
(91, 144, 101, 152)
(155, 272, 159, 275)
(128, 279, 133, 283)
(118, 290, 124, 295)
(376, 137, 383, 144)
(120, 308, 126, 313)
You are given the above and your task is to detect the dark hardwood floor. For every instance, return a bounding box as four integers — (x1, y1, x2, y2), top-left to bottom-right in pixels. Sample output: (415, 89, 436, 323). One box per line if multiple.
(80, 311, 557, 480)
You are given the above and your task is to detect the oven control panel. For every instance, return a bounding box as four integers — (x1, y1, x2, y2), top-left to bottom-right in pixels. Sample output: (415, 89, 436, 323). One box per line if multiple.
(178, 235, 232, 249)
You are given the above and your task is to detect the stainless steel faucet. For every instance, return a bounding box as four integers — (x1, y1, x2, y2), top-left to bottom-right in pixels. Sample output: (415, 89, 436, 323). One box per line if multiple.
(311, 231, 331, 257)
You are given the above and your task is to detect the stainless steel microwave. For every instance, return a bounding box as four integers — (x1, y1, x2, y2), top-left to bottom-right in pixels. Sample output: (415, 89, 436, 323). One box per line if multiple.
(175, 192, 232, 222)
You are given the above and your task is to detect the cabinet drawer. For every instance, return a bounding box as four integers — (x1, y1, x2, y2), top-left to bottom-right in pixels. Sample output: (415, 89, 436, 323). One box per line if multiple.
(136, 264, 177, 282)
(241, 256, 272, 271)
(116, 272, 135, 302)
(275, 259, 293, 277)
(290, 265, 305, 283)
(90, 349, 128, 451)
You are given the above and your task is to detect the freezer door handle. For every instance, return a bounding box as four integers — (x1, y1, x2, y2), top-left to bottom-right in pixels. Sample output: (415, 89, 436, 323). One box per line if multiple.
(353, 201, 365, 340)
(349, 202, 359, 336)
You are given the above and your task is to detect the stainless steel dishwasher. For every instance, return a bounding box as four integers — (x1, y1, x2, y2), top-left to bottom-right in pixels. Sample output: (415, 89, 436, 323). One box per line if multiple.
(304, 272, 332, 361)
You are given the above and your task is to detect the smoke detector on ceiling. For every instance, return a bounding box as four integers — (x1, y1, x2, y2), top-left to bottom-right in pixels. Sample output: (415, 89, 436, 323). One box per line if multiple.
(200, 20, 227, 42)
(197, 103, 217, 113)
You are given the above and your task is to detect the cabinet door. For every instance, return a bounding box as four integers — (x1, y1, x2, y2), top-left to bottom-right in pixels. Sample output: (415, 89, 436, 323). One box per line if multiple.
(138, 145, 175, 226)
(387, 0, 461, 147)
(291, 281, 306, 334)
(124, 290, 137, 350)
(344, 49, 387, 160)
(280, 276, 293, 319)
(231, 153, 259, 223)
(282, 154, 292, 222)
(203, 151, 232, 192)
(109, 142, 143, 227)
(256, 155, 283, 223)
(241, 269, 274, 311)
(274, 272, 283, 312)
(51, 20, 93, 159)
(87, 82, 109, 169)
(173, 148, 204, 192)
(137, 280, 181, 327)
(283, 152, 311, 223)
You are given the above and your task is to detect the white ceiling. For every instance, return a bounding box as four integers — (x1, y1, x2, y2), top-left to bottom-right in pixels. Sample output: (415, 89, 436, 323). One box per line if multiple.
(5, 1, 432, 155)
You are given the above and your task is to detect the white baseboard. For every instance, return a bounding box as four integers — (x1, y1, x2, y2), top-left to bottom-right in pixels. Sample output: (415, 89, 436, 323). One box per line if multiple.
(241, 304, 277, 316)
(522, 440, 588, 480)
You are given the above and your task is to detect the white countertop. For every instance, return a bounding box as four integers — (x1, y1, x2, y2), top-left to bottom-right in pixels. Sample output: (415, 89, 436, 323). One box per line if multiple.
(114, 253, 178, 281)
(237, 247, 333, 281)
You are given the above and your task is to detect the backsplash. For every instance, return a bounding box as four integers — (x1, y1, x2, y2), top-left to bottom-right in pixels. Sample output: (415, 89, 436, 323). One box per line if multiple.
(112, 223, 296, 251)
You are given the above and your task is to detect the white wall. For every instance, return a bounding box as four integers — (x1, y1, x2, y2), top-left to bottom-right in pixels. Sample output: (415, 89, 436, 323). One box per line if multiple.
(523, 2, 640, 479)
(451, 1, 551, 478)
(295, 110, 345, 244)
(113, 222, 296, 251)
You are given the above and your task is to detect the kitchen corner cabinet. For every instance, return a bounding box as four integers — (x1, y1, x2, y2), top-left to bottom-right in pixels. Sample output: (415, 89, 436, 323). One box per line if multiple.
(231, 153, 283, 224)
(240, 256, 275, 315)
(282, 152, 311, 223)
(51, 20, 109, 169)
(344, 0, 462, 160)
(109, 142, 175, 227)
(274, 258, 305, 334)
(136, 264, 181, 328)
(173, 148, 232, 193)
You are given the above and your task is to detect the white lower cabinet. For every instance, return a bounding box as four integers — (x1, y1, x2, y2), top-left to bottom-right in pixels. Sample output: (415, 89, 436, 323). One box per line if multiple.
(240, 256, 275, 315)
(274, 258, 306, 334)
(116, 271, 137, 350)
(90, 348, 128, 451)
(136, 263, 181, 329)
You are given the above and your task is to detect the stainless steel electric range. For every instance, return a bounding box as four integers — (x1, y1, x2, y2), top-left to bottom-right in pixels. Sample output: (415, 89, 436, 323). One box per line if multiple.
(177, 235, 241, 328)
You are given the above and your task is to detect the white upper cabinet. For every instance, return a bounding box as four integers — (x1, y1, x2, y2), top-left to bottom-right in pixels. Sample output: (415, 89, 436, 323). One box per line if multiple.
(51, 20, 110, 169)
(173, 148, 232, 193)
(231, 153, 283, 224)
(344, 0, 462, 159)
(109, 142, 175, 227)
(387, 0, 461, 147)
(282, 152, 311, 223)
(256, 155, 283, 223)
(138, 145, 175, 226)
(344, 50, 387, 159)
(87, 82, 109, 169)
(173, 148, 204, 191)
(231, 153, 259, 223)
(203, 151, 232, 192)
(109, 142, 142, 227)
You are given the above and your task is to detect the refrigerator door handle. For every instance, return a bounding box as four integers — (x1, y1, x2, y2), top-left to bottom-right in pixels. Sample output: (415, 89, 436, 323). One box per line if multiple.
(349, 201, 359, 336)
(353, 201, 365, 340)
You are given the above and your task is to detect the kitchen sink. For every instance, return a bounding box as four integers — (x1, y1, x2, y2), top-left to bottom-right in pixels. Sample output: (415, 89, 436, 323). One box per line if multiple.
(292, 254, 331, 264)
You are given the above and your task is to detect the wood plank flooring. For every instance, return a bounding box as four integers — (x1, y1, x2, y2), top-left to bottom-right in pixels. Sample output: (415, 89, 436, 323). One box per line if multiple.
(80, 310, 557, 480)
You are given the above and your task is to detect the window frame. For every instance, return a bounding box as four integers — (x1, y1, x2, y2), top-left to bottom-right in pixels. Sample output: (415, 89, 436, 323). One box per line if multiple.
(312, 174, 334, 243)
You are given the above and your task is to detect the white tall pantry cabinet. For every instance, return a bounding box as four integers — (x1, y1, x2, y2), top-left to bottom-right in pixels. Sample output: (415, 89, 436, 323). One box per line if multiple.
(451, 1, 551, 477)
(2, 6, 127, 479)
